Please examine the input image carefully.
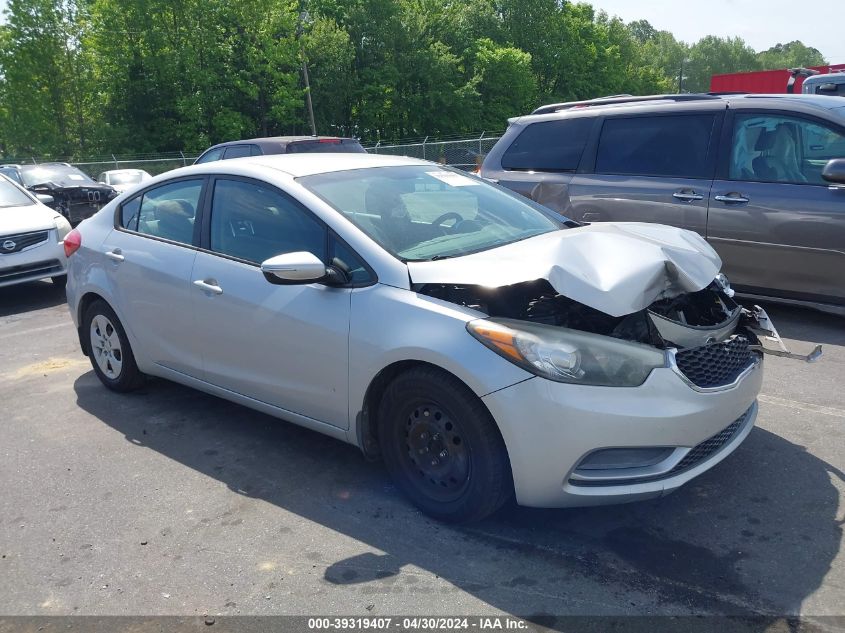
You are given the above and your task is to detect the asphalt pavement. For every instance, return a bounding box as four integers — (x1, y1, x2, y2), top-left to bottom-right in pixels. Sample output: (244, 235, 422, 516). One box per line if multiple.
(0, 280, 843, 628)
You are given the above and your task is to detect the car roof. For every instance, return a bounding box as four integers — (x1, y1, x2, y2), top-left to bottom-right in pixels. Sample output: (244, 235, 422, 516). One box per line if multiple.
(520, 93, 845, 124)
(19, 162, 74, 169)
(204, 136, 361, 152)
(169, 152, 429, 179)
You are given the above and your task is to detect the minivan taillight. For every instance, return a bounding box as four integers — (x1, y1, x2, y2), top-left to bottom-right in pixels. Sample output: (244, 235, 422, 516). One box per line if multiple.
(64, 229, 82, 257)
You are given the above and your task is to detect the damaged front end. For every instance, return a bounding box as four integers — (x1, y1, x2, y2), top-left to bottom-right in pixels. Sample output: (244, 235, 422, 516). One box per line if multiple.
(29, 183, 118, 225)
(419, 275, 821, 390)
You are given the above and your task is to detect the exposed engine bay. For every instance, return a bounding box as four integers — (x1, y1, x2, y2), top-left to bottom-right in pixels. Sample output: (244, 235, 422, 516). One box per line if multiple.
(418, 277, 822, 362)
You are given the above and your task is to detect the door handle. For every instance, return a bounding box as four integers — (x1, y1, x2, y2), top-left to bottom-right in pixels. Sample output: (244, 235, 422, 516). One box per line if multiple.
(672, 191, 704, 201)
(714, 194, 750, 204)
(193, 279, 223, 295)
(104, 249, 124, 262)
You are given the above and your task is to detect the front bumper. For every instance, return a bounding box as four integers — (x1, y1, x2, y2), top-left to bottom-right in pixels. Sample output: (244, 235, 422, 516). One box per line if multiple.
(0, 229, 67, 288)
(483, 358, 763, 508)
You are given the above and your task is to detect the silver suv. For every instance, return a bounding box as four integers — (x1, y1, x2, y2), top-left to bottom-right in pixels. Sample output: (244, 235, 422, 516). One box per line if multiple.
(481, 94, 845, 315)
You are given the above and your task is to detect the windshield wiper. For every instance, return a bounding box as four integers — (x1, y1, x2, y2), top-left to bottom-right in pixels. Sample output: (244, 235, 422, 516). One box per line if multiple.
(429, 254, 452, 261)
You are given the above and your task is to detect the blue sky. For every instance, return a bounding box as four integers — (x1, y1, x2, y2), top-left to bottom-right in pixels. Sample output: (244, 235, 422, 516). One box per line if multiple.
(588, 0, 843, 62)
(0, 0, 842, 63)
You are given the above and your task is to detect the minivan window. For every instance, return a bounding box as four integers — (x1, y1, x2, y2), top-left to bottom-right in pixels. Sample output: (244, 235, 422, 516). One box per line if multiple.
(730, 113, 845, 185)
(501, 118, 593, 172)
(595, 114, 717, 179)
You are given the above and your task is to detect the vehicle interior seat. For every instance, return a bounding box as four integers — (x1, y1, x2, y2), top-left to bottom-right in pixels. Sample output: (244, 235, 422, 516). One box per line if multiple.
(753, 124, 806, 183)
(141, 199, 195, 243)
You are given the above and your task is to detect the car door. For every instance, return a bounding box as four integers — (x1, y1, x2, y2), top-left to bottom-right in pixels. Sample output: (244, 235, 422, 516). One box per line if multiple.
(103, 177, 206, 376)
(567, 110, 722, 236)
(190, 176, 352, 429)
(708, 109, 845, 305)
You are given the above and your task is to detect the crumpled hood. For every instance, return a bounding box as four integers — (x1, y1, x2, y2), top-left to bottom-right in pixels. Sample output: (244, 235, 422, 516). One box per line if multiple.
(407, 223, 722, 317)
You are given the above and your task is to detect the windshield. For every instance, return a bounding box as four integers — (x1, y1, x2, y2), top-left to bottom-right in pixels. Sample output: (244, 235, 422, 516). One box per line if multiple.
(0, 177, 35, 208)
(21, 164, 95, 188)
(299, 165, 563, 261)
(0, 168, 23, 185)
(108, 171, 145, 185)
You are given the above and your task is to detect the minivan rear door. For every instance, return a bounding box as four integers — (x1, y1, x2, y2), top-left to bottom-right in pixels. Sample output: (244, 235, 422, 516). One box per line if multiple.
(708, 107, 845, 306)
(567, 109, 723, 236)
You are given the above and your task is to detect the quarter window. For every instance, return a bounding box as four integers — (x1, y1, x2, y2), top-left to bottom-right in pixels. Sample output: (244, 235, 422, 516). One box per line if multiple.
(730, 114, 845, 185)
(501, 118, 593, 172)
(595, 114, 717, 179)
(209, 179, 326, 264)
(130, 179, 203, 244)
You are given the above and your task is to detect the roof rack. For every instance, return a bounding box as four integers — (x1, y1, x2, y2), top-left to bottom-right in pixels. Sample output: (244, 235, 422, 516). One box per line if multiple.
(530, 93, 723, 115)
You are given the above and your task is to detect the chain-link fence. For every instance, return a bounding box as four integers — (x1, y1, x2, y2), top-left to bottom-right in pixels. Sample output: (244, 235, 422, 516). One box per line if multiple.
(2, 132, 504, 178)
(2, 152, 199, 179)
(365, 132, 502, 171)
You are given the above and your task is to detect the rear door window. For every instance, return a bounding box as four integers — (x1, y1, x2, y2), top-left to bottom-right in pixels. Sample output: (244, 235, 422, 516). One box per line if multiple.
(501, 118, 593, 172)
(195, 148, 224, 164)
(595, 114, 717, 178)
(222, 145, 257, 160)
(129, 179, 203, 245)
(286, 139, 366, 154)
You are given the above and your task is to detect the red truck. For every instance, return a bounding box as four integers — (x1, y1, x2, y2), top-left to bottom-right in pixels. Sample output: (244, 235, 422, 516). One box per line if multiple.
(711, 64, 845, 93)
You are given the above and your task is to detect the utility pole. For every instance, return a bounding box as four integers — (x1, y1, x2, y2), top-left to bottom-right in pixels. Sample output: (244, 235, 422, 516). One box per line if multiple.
(297, 11, 317, 137)
(678, 58, 690, 93)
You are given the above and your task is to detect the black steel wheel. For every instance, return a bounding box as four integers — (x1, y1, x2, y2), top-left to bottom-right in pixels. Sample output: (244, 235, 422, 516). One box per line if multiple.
(378, 366, 513, 523)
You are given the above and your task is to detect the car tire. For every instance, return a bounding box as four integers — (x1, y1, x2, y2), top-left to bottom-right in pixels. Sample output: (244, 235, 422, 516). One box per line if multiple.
(52, 274, 67, 289)
(82, 300, 144, 392)
(378, 366, 513, 523)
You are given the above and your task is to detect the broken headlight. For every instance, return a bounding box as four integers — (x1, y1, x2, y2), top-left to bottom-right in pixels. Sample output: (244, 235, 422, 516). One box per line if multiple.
(467, 318, 667, 387)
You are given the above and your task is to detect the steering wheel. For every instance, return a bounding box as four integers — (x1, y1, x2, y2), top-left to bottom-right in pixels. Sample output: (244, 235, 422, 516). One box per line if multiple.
(430, 212, 463, 228)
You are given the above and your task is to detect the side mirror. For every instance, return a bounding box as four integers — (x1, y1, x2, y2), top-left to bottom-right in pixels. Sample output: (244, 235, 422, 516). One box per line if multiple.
(822, 158, 845, 185)
(36, 194, 55, 205)
(260, 251, 330, 284)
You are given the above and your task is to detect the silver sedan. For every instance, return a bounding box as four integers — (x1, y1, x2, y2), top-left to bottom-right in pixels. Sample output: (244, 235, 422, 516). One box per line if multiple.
(65, 153, 799, 522)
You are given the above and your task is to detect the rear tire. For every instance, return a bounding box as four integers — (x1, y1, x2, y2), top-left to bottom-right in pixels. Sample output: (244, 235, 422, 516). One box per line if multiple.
(82, 300, 144, 392)
(377, 367, 513, 523)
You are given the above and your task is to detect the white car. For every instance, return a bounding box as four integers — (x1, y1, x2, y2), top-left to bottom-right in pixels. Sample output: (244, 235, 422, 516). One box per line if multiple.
(96, 169, 152, 194)
(0, 174, 72, 289)
(64, 154, 816, 522)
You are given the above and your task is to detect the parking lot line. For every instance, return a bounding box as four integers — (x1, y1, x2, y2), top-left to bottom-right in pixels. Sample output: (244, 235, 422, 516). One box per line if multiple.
(0, 322, 68, 341)
(759, 393, 845, 419)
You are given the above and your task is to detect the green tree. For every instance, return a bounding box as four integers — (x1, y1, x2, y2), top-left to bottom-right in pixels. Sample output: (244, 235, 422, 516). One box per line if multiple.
(0, 0, 96, 156)
(468, 38, 536, 131)
(685, 35, 761, 92)
(757, 41, 827, 69)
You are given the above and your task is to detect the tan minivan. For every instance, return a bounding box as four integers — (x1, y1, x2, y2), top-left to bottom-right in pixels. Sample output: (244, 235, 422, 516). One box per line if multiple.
(481, 94, 845, 315)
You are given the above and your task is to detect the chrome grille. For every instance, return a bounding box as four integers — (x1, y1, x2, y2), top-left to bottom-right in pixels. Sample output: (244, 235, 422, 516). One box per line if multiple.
(667, 408, 751, 476)
(0, 230, 49, 254)
(675, 335, 755, 388)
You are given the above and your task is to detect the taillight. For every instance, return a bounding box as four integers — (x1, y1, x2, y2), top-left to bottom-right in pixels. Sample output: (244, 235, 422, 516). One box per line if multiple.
(64, 229, 82, 257)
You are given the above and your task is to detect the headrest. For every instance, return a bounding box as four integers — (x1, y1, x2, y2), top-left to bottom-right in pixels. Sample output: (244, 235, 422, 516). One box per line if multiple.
(754, 129, 776, 152)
